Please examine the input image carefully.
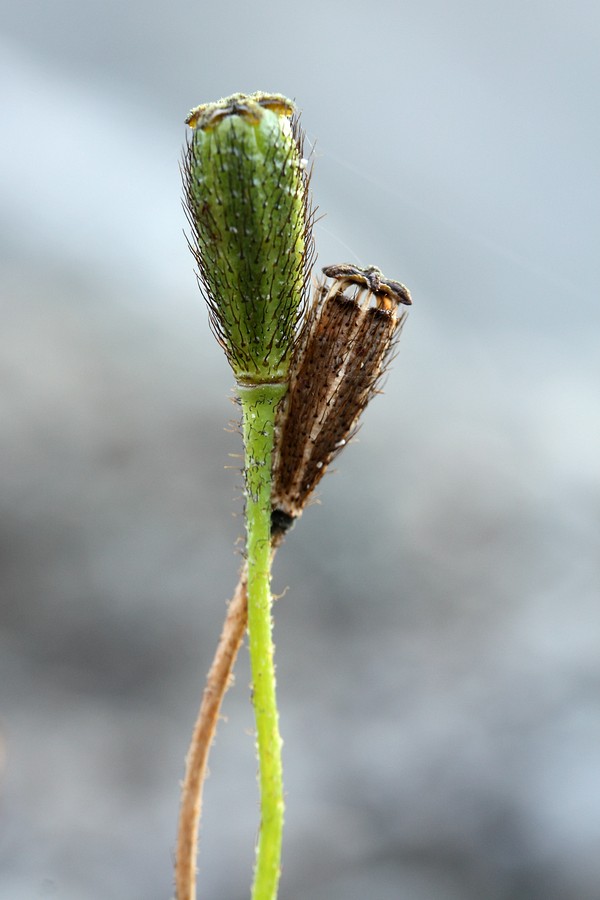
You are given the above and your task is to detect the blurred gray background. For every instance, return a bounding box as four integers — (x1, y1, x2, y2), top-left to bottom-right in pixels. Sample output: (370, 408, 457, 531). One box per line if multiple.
(1, 1, 599, 898)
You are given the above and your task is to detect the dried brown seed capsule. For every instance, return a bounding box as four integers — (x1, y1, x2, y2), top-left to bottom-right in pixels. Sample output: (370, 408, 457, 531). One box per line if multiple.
(271, 264, 410, 535)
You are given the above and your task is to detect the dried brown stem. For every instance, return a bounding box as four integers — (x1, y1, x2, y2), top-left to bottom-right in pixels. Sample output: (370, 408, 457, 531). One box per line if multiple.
(175, 566, 249, 900)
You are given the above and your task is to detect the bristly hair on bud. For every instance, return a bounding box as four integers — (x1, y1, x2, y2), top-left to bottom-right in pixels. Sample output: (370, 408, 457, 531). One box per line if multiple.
(271, 264, 411, 536)
(182, 92, 316, 386)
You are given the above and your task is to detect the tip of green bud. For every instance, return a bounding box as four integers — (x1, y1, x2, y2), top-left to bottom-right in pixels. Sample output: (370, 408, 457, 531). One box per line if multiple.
(185, 92, 296, 129)
(182, 92, 315, 385)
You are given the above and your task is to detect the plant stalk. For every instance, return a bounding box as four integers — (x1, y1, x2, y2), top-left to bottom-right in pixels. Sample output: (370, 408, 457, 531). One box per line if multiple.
(239, 381, 287, 900)
(175, 567, 248, 900)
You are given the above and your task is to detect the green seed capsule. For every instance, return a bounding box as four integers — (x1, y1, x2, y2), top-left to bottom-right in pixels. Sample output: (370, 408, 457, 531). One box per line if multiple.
(183, 92, 314, 386)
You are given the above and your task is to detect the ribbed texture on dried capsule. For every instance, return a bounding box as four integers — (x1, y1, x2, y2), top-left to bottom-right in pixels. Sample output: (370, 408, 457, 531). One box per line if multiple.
(183, 93, 315, 385)
(271, 266, 410, 530)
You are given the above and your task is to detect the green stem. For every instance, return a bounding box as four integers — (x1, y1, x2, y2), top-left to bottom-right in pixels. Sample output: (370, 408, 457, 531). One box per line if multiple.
(239, 381, 287, 900)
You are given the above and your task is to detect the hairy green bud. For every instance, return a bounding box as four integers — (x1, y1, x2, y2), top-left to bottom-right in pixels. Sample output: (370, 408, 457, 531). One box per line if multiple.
(183, 92, 315, 385)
